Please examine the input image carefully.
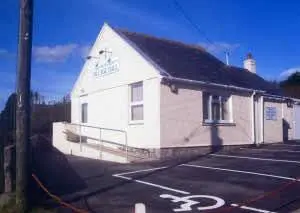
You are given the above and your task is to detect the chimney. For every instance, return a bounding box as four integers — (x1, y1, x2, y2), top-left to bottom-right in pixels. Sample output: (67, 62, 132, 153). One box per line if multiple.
(243, 53, 256, 73)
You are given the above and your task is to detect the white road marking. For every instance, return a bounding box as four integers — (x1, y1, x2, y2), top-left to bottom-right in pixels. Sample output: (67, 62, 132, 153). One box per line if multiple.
(241, 147, 300, 153)
(181, 164, 299, 181)
(271, 143, 300, 147)
(210, 153, 300, 164)
(113, 174, 190, 195)
(160, 194, 225, 212)
(113, 166, 167, 176)
(231, 203, 276, 213)
(113, 166, 276, 213)
(113, 166, 190, 194)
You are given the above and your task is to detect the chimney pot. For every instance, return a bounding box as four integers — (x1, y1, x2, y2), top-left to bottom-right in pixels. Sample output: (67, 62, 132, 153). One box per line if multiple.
(244, 53, 256, 74)
(246, 53, 253, 59)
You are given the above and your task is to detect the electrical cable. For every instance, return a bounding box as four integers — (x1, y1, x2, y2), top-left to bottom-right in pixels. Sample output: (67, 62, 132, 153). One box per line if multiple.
(214, 176, 300, 213)
(172, 0, 215, 46)
(272, 196, 300, 212)
(32, 173, 89, 213)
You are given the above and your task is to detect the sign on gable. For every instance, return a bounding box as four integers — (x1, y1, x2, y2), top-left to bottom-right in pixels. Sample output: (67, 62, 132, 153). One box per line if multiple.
(93, 58, 119, 78)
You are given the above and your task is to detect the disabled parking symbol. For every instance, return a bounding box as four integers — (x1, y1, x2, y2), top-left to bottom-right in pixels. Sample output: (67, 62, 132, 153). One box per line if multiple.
(160, 193, 225, 212)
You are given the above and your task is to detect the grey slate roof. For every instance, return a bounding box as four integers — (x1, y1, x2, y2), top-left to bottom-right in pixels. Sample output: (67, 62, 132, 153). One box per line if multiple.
(114, 28, 282, 95)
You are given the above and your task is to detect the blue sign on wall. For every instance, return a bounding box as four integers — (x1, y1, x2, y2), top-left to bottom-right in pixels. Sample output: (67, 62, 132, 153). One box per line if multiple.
(265, 107, 277, 120)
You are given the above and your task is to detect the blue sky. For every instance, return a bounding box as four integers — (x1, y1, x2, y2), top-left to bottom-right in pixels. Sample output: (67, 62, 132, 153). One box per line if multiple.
(0, 0, 299, 110)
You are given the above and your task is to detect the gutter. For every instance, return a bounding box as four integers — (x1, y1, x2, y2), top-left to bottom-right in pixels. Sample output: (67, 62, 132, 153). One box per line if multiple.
(263, 94, 300, 103)
(162, 76, 266, 93)
(263, 94, 286, 101)
(251, 91, 256, 144)
(163, 76, 300, 104)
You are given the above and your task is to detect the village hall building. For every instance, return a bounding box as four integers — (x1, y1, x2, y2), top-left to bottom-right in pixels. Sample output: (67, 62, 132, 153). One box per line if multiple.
(53, 23, 300, 163)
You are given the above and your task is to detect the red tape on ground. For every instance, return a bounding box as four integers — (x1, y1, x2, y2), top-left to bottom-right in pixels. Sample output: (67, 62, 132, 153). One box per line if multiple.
(32, 174, 89, 213)
(214, 178, 299, 213)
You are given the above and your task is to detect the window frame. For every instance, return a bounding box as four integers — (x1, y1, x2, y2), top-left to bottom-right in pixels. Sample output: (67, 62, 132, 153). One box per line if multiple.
(203, 92, 233, 124)
(81, 103, 88, 123)
(129, 81, 144, 124)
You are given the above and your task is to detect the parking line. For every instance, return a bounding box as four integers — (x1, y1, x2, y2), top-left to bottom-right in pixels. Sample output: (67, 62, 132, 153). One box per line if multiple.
(231, 204, 276, 213)
(113, 166, 167, 176)
(113, 174, 190, 195)
(181, 164, 298, 181)
(271, 143, 300, 147)
(241, 148, 300, 153)
(210, 153, 300, 164)
(113, 166, 190, 195)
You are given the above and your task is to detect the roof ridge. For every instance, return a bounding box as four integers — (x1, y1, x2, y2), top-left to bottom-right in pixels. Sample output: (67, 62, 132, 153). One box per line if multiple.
(225, 65, 266, 78)
(111, 26, 281, 95)
(114, 28, 207, 52)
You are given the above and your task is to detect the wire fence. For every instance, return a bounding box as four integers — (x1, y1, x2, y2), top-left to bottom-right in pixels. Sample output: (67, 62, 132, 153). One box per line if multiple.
(0, 92, 71, 147)
(30, 93, 71, 106)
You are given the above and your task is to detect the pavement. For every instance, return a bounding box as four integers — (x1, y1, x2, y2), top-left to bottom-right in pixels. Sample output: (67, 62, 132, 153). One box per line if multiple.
(32, 141, 300, 213)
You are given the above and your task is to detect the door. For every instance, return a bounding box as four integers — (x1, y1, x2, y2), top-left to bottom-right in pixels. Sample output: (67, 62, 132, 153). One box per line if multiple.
(294, 105, 300, 140)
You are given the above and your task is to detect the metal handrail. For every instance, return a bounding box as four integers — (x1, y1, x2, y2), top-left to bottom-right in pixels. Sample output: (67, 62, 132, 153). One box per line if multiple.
(64, 122, 128, 161)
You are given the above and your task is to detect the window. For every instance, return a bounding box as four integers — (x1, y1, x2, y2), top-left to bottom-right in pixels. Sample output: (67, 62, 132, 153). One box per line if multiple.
(81, 103, 88, 123)
(203, 92, 232, 123)
(130, 82, 143, 122)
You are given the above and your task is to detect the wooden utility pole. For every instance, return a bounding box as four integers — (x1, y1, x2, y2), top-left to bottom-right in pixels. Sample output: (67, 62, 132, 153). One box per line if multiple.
(16, 0, 33, 212)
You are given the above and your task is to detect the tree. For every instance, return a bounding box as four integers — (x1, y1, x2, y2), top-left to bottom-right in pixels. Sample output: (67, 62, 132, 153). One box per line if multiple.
(0, 93, 17, 193)
(0, 93, 17, 145)
(280, 71, 300, 86)
(280, 71, 300, 98)
(62, 94, 70, 104)
(34, 91, 39, 104)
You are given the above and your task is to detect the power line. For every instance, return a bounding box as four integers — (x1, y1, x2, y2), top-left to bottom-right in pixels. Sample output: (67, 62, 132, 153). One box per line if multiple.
(172, 0, 215, 45)
(172, 0, 231, 64)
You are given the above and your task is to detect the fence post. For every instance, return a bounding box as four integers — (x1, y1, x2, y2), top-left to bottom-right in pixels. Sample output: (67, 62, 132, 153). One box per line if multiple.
(135, 203, 146, 213)
(125, 132, 128, 162)
(99, 129, 102, 159)
(4, 145, 16, 193)
(79, 124, 82, 151)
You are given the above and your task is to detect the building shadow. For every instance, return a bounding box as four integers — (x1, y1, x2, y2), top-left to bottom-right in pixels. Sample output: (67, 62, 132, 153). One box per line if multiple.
(210, 124, 223, 153)
(282, 118, 290, 142)
(30, 135, 86, 205)
(55, 127, 225, 209)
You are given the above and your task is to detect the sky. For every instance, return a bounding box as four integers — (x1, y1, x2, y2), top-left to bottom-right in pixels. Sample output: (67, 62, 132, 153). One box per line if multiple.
(0, 0, 300, 110)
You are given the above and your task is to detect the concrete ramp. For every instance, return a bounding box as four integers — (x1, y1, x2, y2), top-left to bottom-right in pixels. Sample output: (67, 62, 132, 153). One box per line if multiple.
(53, 122, 128, 163)
(52, 122, 151, 163)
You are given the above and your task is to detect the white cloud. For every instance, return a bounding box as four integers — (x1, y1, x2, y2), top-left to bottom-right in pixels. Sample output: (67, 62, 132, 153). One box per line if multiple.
(0, 48, 14, 58)
(31, 68, 77, 103)
(198, 42, 240, 54)
(0, 49, 8, 55)
(79, 45, 92, 59)
(33, 44, 78, 62)
(32, 44, 94, 62)
(279, 67, 300, 80)
(89, 0, 187, 32)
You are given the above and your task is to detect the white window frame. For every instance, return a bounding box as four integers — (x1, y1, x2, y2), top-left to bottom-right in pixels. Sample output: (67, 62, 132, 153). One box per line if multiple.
(129, 82, 144, 124)
(81, 103, 88, 123)
(204, 93, 233, 124)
